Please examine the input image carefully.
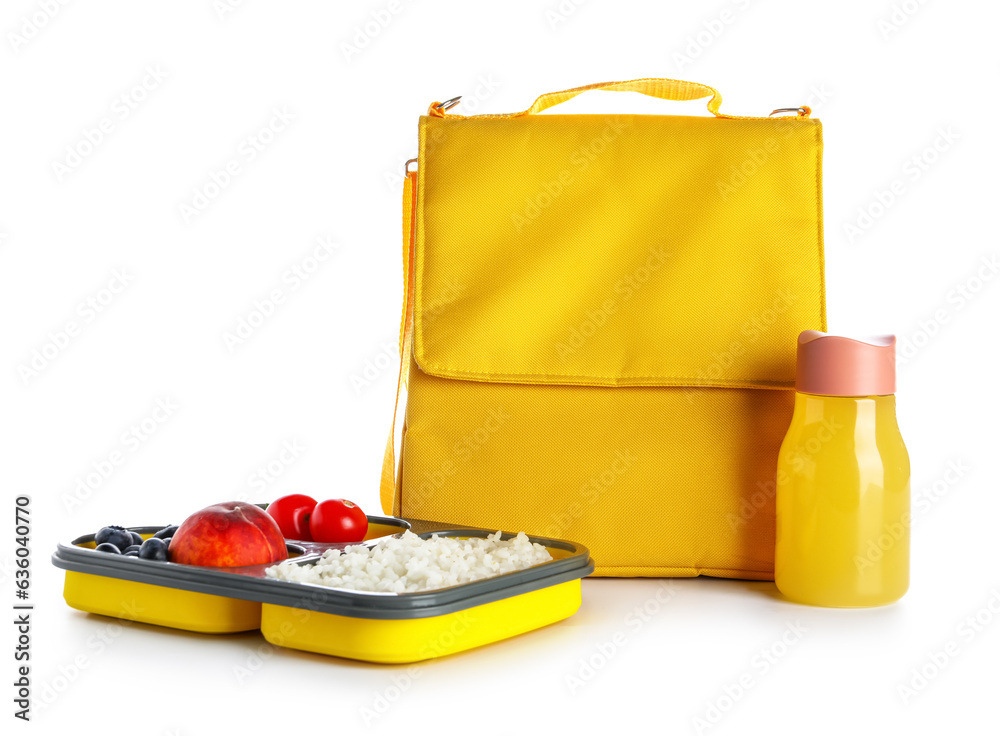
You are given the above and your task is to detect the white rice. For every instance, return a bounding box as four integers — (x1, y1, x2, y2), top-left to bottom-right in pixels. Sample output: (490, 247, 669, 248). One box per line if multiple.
(265, 530, 552, 593)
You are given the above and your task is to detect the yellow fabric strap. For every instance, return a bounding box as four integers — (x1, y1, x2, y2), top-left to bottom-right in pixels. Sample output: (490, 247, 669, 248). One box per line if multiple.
(380, 170, 416, 514)
(428, 77, 728, 119)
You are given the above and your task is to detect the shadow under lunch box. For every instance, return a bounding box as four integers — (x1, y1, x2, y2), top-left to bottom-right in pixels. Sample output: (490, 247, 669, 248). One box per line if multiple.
(51, 516, 594, 663)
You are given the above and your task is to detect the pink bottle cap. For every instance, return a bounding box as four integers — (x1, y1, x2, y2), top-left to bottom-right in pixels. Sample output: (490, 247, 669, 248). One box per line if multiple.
(796, 330, 896, 396)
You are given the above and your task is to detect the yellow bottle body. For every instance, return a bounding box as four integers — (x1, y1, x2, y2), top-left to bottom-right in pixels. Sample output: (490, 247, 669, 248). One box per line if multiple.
(775, 392, 910, 607)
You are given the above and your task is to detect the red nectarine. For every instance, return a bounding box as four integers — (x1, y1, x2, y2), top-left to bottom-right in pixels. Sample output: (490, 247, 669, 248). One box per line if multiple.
(169, 502, 289, 567)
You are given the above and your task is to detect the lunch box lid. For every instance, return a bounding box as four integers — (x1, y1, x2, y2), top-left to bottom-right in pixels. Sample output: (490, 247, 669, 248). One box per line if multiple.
(52, 521, 595, 620)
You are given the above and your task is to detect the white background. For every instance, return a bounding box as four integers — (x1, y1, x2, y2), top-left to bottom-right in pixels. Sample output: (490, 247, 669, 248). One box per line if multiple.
(2, 0, 997, 733)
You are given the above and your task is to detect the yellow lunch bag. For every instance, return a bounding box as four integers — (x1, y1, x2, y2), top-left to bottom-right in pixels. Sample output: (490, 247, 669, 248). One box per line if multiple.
(380, 78, 826, 578)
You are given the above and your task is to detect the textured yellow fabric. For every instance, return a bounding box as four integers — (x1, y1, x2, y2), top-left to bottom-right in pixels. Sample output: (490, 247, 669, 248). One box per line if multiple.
(382, 79, 826, 578)
(414, 114, 824, 387)
(400, 355, 794, 578)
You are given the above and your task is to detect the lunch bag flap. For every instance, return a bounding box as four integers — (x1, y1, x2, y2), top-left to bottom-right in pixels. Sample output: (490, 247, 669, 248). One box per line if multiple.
(413, 111, 824, 388)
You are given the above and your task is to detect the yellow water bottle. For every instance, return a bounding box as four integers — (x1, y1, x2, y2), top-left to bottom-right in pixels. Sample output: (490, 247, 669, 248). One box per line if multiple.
(775, 330, 910, 607)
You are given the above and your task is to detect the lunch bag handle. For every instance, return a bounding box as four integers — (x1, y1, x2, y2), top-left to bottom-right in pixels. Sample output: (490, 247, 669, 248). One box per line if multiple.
(429, 77, 734, 119)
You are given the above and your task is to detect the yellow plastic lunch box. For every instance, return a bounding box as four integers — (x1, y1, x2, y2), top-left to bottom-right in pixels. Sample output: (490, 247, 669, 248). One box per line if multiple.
(52, 515, 594, 663)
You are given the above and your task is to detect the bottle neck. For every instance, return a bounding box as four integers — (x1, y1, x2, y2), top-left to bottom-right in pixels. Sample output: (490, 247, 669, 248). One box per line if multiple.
(784, 392, 906, 470)
(790, 392, 898, 430)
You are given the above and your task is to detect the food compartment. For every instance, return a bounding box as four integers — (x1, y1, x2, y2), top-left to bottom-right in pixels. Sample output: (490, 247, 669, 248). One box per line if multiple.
(260, 579, 584, 663)
(257, 528, 594, 663)
(54, 513, 408, 633)
(62, 571, 264, 633)
(57, 526, 305, 633)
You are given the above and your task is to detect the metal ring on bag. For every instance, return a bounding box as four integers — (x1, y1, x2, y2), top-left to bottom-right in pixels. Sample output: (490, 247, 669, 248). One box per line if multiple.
(436, 96, 463, 111)
(769, 107, 810, 117)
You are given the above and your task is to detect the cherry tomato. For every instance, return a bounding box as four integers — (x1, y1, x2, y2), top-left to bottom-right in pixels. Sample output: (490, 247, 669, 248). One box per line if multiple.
(309, 499, 368, 543)
(266, 494, 317, 541)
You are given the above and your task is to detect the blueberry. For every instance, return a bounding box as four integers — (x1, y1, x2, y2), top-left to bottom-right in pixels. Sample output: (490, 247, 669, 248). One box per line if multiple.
(123, 545, 141, 554)
(129, 531, 143, 546)
(95, 526, 133, 551)
(95, 543, 121, 554)
(153, 525, 178, 540)
(139, 537, 169, 561)
(123, 550, 139, 557)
